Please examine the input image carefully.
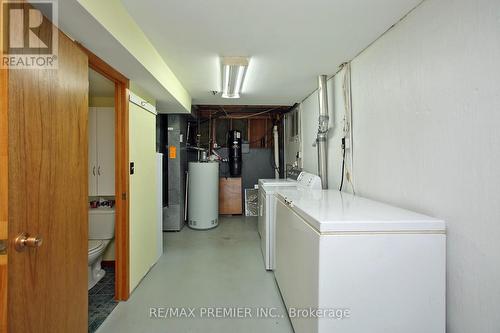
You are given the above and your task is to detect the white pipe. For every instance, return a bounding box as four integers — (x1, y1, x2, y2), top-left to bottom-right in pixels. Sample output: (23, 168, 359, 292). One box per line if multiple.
(317, 75, 330, 189)
(273, 125, 280, 179)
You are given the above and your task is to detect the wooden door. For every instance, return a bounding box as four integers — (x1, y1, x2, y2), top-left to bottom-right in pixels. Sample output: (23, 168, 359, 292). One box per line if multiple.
(2, 22, 89, 333)
(1, 33, 8, 333)
(89, 107, 98, 196)
(96, 107, 115, 196)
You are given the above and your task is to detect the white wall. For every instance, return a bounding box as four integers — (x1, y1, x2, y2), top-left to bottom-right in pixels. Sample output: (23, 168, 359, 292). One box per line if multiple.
(298, 0, 500, 331)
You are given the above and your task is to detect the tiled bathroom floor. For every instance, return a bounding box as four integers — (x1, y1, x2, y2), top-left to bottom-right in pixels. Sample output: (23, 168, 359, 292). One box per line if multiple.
(88, 265, 118, 333)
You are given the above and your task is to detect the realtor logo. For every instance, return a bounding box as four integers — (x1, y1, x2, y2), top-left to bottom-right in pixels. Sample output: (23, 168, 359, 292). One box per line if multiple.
(1, 0, 58, 69)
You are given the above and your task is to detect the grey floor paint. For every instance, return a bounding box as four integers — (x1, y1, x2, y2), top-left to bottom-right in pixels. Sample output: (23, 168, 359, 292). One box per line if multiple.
(97, 216, 293, 333)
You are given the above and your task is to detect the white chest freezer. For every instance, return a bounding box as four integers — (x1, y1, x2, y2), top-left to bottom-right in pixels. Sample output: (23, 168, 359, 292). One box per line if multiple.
(274, 190, 446, 333)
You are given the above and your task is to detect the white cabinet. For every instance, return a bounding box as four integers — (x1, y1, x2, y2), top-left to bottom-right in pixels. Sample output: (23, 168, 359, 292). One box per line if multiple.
(88, 108, 98, 196)
(88, 107, 115, 196)
(96, 108, 115, 195)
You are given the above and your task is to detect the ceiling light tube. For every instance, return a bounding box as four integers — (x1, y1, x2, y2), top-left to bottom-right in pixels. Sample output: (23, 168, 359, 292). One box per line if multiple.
(221, 57, 249, 99)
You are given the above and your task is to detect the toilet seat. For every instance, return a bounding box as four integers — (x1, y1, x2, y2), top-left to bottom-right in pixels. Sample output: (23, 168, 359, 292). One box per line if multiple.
(88, 240, 105, 255)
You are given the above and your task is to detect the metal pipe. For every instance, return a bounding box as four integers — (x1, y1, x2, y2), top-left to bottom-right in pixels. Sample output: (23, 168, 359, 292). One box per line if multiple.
(317, 75, 329, 189)
(273, 125, 280, 179)
(186, 122, 191, 145)
(184, 171, 189, 222)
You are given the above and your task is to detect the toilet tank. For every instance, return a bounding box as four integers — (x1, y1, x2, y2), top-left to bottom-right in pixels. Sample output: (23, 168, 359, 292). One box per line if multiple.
(88, 208, 115, 240)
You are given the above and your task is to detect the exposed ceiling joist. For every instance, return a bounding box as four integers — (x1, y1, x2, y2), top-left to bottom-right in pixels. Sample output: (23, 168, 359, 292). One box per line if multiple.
(194, 105, 291, 119)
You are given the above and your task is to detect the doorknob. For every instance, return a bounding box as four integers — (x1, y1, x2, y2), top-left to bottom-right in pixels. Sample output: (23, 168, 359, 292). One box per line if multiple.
(14, 233, 43, 252)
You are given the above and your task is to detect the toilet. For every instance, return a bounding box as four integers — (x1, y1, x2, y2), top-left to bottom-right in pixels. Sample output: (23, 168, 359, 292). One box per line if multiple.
(88, 207, 115, 290)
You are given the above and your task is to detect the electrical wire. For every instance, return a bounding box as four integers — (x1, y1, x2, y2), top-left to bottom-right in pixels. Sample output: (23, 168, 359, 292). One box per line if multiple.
(339, 139, 346, 191)
(188, 107, 278, 146)
(340, 62, 355, 194)
(230, 107, 280, 119)
(219, 106, 229, 117)
(347, 63, 355, 195)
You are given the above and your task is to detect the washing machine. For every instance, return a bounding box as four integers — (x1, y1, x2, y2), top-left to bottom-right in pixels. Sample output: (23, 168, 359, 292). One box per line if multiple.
(257, 171, 321, 270)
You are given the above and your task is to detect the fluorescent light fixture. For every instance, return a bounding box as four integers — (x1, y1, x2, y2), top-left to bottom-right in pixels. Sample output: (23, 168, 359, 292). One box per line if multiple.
(221, 56, 249, 99)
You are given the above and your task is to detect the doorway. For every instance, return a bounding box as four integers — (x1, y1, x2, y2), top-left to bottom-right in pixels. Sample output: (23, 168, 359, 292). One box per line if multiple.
(87, 68, 118, 331)
(78, 44, 131, 303)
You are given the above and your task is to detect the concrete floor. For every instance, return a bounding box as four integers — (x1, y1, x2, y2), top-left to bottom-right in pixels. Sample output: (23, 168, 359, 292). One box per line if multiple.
(97, 216, 293, 333)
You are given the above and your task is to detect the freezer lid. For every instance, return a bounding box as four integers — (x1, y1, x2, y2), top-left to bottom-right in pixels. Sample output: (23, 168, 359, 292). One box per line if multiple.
(260, 183, 298, 195)
(258, 178, 296, 187)
(275, 190, 446, 233)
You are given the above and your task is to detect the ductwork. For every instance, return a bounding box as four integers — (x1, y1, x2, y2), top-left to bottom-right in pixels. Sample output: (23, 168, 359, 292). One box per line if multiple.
(317, 75, 329, 189)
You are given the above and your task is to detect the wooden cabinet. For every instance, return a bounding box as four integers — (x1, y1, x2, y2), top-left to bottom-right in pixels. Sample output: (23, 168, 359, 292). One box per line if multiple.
(249, 118, 274, 148)
(219, 177, 242, 215)
(88, 107, 115, 196)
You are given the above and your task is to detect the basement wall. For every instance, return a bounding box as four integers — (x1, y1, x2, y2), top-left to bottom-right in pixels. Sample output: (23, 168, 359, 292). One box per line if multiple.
(297, 0, 500, 331)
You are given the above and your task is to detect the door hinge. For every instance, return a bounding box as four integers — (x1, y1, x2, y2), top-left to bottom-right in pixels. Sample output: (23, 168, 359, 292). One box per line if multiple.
(0, 239, 7, 255)
(122, 192, 127, 200)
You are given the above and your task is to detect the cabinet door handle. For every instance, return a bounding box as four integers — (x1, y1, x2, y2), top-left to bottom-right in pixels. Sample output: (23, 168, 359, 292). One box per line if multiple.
(97, 166, 101, 176)
(92, 166, 95, 176)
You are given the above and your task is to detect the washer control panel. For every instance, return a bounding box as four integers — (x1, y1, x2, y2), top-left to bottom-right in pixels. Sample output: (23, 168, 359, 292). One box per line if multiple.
(297, 172, 322, 190)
